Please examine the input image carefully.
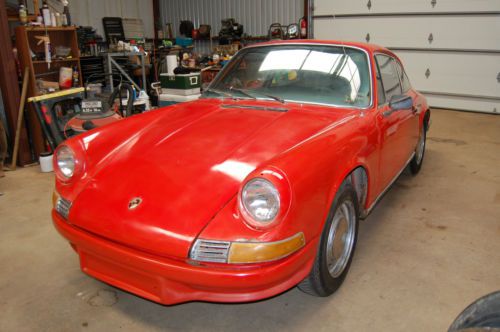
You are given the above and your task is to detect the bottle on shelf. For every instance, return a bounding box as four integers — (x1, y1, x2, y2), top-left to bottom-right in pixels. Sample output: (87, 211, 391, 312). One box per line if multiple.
(41, 1, 51, 26)
(50, 12, 56, 27)
(72, 66, 79, 87)
(19, 4, 28, 24)
(63, 1, 71, 26)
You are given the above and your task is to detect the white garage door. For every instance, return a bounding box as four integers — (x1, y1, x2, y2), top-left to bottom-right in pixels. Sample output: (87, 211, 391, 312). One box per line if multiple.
(312, 0, 500, 114)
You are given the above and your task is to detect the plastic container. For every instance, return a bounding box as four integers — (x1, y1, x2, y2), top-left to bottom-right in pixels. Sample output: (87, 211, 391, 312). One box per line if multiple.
(159, 93, 201, 107)
(175, 37, 193, 47)
(59, 67, 73, 89)
(161, 87, 201, 96)
(39, 152, 53, 173)
(55, 46, 71, 58)
(160, 73, 201, 89)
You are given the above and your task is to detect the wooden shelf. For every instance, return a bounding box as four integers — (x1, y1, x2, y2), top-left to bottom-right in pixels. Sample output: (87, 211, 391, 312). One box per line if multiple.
(8, 15, 37, 22)
(15, 25, 82, 157)
(24, 26, 78, 32)
(32, 58, 79, 64)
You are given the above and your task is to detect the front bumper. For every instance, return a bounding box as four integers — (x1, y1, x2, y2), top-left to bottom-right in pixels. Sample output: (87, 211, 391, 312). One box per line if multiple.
(53, 211, 317, 305)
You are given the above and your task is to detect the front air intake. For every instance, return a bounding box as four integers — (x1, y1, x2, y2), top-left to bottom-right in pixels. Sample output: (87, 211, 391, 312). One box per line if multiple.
(55, 197, 72, 219)
(190, 239, 231, 263)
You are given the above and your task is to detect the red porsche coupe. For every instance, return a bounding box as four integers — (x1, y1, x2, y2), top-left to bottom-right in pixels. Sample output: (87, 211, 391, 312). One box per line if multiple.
(52, 40, 430, 305)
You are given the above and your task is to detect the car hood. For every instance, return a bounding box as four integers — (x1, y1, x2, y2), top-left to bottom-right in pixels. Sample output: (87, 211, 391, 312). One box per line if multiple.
(69, 99, 357, 258)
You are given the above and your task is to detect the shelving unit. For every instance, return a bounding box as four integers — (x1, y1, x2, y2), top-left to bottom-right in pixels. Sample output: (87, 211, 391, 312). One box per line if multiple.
(7, 0, 39, 22)
(15, 25, 82, 157)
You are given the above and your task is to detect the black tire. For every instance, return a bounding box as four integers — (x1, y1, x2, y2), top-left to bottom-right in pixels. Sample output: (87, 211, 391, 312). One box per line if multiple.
(409, 124, 426, 175)
(448, 291, 500, 331)
(298, 182, 359, 297)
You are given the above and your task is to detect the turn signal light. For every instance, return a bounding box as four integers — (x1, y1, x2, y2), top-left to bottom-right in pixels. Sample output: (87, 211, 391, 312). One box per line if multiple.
(227, 232, 305, 264)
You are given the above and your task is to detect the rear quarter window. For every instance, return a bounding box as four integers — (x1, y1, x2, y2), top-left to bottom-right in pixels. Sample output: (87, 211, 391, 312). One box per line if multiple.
(395, 61, 412, 93)
(375, 54, 403, 101)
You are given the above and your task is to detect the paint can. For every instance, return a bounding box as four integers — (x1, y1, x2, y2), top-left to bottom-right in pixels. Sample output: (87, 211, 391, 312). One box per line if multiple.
(166, 54, 178, 75)
(59, 67, 73, 89)
(39, 152, 53, 173)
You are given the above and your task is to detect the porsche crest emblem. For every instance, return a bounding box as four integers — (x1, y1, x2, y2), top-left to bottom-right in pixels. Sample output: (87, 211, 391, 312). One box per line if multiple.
(128, 197, 142, 210)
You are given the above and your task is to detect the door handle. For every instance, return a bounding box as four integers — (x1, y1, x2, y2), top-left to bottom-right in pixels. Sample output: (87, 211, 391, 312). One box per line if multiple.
(412, 105, 419, 115)
(382, 109, 394, 117)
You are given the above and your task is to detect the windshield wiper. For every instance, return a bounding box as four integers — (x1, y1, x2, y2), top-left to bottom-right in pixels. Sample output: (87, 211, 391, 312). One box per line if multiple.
(204, 88, 233, 98)
(229, 87, 285, 104)
(229, 86, 257, 100)
(208, 87, 285, 104)
(234, 87, 285, 104)
(259, 92, 285, 104)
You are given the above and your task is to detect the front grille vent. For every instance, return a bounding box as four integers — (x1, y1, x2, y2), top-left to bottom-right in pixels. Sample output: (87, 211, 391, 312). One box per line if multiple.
(190, 239, 231, 263)
(55, 197, 72, 219)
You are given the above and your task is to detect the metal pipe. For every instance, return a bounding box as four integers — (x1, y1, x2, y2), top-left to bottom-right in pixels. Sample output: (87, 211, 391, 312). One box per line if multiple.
(109, 57, 141, 91)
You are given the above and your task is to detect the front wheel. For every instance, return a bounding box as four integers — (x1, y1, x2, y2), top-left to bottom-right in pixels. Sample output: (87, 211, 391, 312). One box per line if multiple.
(298, 182, 359, 297)
(409, 124, 426, 174)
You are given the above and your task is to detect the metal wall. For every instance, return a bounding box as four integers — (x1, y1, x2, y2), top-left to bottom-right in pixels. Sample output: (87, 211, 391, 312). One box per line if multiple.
(160, 0, 304, 38)
(68, 0, 155, 38)
(312, 0, 500, 114)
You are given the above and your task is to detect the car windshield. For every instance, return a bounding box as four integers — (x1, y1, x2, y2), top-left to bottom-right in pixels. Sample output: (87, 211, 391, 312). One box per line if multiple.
(207, 45, 372, 108)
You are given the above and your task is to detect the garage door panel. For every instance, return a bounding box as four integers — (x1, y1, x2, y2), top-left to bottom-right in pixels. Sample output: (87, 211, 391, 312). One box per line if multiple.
(314, 0, 500, 16)
(397, 52, 500, 98)
(314, 0, 499, 114)
(426, 95, 499, 114)
(313, 17, 500, 50)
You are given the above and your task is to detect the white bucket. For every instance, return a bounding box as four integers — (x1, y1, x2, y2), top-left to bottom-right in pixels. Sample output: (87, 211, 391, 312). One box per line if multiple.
(166, 54, 178, 75)
(39, 152, 53, 173)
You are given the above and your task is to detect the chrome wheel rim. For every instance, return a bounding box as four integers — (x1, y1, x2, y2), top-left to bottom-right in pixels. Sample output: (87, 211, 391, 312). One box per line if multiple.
(415, 128, 425, 164)
(326, 200, 356, 278)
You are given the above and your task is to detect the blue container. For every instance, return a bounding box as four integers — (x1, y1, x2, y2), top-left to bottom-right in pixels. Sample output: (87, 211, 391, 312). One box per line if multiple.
(175, 37, 193, 47)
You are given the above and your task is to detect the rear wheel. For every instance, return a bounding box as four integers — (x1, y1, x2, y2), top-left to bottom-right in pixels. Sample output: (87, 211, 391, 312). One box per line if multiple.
(409, 124, 426, 175)
(298, 182, 359, 296)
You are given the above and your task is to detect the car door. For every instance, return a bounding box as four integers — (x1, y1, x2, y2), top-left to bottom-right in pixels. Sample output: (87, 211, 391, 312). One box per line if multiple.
(394, 59, 420, 153)
(375, 54, 417, 190)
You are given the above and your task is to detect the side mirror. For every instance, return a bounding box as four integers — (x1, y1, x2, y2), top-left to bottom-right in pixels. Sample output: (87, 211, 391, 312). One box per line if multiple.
(389, 94, 413, 111)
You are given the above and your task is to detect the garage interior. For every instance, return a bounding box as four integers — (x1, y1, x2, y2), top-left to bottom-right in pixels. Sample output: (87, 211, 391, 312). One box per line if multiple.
(0, 1, 499, 331)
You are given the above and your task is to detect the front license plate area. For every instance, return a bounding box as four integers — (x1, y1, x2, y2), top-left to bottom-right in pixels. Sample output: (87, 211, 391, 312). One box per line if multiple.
(80, 251, 162, 302)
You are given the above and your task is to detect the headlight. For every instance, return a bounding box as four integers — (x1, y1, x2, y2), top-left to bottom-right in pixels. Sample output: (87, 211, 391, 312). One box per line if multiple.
(56, 145, 76, 179)
(241, 178, 280, 225)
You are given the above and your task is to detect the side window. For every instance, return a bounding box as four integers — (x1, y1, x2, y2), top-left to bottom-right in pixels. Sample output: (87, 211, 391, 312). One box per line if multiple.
(395, 61, 412, 93)
(375, 55, 402, 102)
(375, 61, 386, 105)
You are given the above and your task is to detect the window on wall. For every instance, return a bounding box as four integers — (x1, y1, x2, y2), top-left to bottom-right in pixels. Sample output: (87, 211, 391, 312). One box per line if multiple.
(375, 54, 402, 102)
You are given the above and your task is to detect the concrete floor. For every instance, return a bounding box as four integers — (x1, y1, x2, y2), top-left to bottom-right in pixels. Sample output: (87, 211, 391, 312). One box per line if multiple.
(0, 109, 499, 332)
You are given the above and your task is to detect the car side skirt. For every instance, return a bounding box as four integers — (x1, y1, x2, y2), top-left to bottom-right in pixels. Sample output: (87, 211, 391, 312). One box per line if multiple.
(360, 152, 415, 219)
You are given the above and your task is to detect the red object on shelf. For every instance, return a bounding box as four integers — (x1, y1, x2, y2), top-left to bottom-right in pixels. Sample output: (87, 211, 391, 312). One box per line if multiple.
(300, 17, 307, 38)
(191, 29, 199, 40)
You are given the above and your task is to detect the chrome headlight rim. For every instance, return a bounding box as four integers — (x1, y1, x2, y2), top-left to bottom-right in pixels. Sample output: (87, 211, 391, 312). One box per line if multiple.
(54, 143, 84, 182)
(240, 177, 281, 229)
(56, 145, 76, 179)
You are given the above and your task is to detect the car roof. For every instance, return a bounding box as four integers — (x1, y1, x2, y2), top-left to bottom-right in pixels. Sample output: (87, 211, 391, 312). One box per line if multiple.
(246, 39, 393, 55)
